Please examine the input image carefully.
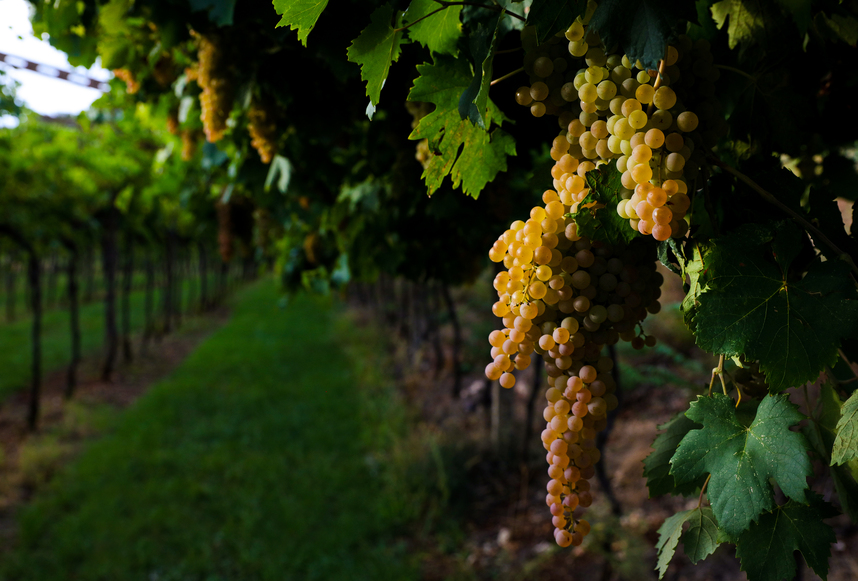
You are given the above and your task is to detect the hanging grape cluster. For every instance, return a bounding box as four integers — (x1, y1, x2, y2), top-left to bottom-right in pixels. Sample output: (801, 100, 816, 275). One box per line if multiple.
(485, 188, 662, 545)
(194, 33, 234, 143)
(248, 99, 278, 164)
(513, 9, 726, 242)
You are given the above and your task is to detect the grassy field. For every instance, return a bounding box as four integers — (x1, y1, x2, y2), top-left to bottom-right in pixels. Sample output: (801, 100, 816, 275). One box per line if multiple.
(1, 280, 422, 580)
(0, 279, 205, 401)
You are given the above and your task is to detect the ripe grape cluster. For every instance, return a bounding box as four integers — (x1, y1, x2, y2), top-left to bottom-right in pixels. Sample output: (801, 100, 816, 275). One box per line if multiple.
(513, 11, 726, 242)
(485, 186, 662, 546)
(194, 34, 234, 143)
(248, 99, 278, 164)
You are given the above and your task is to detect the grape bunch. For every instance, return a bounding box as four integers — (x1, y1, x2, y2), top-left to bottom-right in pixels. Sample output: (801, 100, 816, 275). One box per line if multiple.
(485, 186, 662, 546)
(248, 99, 278, 164)
(513, 9, 726, 242)
(194, 34, 234, 143)
(180, 129, 199, 161)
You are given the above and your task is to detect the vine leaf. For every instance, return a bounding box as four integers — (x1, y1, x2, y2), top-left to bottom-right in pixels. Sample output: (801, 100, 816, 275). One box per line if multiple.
(643, 411, 704, 497)
(655, 509, 691, 579)
(588, 0, 696, 70)
(272, 0, 329, 45)
(526, 0, 587, 43)
(803, 384, 858, 523)
(458, 13, 502, 129)
(654, 506, 720, 578)
(710, 0, 767, 49)
(774, 0, 812, 36)
(572, 162, 637, 246)
(692, 222, 858, 393)
(735, 495, 838, 581)
(408, 57, 515, 198)
(403, 0, 462, 57)
(832, 390, 858, 466)
(683, 506, 720, 564)
(670, 393, 813, 538)
(347, 4, 407, 110)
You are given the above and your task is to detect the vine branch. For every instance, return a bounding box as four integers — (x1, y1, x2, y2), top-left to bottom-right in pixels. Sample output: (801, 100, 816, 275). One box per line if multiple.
(490, 67, 524, 86)
(432, 0, 526, 21)
(709, 158, 858, 278)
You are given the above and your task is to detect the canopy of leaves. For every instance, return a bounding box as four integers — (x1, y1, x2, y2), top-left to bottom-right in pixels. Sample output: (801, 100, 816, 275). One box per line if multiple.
(691, 222, 858, 392)
(671, 394, 813, 537)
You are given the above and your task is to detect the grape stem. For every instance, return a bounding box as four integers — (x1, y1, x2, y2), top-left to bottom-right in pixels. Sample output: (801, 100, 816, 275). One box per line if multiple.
(490, 67, 525, 86)
(431, 0, 526, 21)
(697, 474, 712, 509)
(646, 58, 667, 116)
(715, 64, 757, 83)
(709, 158, 858, 279)
(708, 354, 729, 399)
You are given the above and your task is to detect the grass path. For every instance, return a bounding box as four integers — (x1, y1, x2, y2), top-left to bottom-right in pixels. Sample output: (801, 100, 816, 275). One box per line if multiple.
(1, 280, 419, 580)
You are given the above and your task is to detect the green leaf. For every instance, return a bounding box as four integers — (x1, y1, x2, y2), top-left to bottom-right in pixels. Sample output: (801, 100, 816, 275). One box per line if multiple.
(682, 506, 720, 564)
(803, 384, 858, 523)
(458, 13, 502, 129)
(655, 509, 692, 579)
(710, 0, 766, 49)
(833, 390, 858, 466)
(589, 0, 697, 70)
(692, 222, 858, 393)
(816, 13, 858, 46)
(347, 4, 407, 109)
(643, 410, 704, 497)
(403, 0, 461, 56)
(571, 162, 638, 246)
(273, 0, 329, 45)
(670, 393, 813, 537)
(736, 495, 838, 581)
(408, 57, 515, 198)
(526, 0, 587, 43)
(680, 242, 709, 329)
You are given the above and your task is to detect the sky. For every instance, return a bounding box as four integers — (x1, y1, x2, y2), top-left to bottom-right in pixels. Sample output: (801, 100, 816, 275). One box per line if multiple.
(0, 0, 111, 119)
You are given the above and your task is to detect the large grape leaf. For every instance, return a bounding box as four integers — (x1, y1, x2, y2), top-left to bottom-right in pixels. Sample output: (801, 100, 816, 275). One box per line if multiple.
(588, 0, 696, 70)
(273, 0, 329, 45)
(692, 222, 858, 393)
(833, 390, 858, 466)
(670, 393, 813, 537)
(403, 0, 462, 56)
(735, 495, 838, 581)
(347, 4, 407, 109)
(571, 162, 637, 246)
(408, 57, 516, 198)
(458, 13, 502, 129)
(643, 411, 704, 497)
(526, 0, 587, 42)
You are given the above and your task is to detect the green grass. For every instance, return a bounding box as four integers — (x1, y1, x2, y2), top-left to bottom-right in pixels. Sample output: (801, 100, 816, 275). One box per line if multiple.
(0, 278, 204, 401)
(1, 280, 421, 581)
